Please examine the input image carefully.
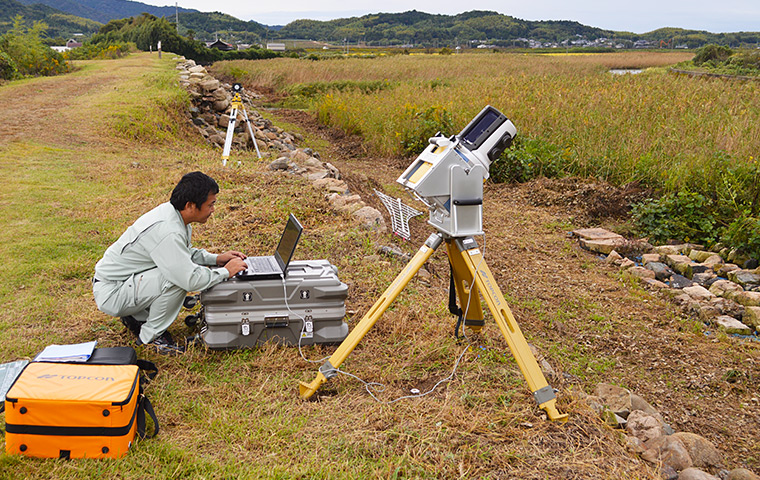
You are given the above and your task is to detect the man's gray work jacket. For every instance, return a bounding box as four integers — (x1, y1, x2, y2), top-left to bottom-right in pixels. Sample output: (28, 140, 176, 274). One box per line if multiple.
(94, 202, 229, 291)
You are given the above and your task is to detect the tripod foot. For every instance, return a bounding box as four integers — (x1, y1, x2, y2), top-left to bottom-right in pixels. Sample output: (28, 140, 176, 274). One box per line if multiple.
(299, 374, 326, 399)
(540, 399, 569, 423)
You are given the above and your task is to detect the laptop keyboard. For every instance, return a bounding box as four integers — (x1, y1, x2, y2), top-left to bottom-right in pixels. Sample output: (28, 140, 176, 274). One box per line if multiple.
(248, 256, 276, 272)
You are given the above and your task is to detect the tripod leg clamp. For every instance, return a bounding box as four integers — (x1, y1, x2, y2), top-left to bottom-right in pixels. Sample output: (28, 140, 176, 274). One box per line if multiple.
(319, 361, 338, 380)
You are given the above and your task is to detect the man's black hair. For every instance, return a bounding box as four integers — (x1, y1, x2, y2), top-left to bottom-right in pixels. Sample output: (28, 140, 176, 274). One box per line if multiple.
(170, 171, 219, 210)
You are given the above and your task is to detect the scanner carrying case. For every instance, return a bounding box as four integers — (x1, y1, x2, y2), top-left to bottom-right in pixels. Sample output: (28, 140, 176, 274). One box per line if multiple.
(4, 361, 150, 459)
(200, 260, 349, 349)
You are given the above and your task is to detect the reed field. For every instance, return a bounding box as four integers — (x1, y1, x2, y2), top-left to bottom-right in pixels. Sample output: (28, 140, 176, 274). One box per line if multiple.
(214, 50, 758, 188)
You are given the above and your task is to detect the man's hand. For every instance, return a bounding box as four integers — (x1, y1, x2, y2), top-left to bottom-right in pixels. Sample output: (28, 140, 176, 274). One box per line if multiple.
(216, 251, 246, 266)
(223, 257, 247, 277)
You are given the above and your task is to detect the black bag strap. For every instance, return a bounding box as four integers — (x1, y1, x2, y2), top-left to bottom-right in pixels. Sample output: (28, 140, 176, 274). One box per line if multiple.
(136, 359, 158, 382)
(137, 394, 159, 439)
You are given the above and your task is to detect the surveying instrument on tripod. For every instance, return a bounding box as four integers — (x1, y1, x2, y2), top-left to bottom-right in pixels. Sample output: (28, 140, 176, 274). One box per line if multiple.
(222, 83, 262, 166)
(299, 106, 568, 422)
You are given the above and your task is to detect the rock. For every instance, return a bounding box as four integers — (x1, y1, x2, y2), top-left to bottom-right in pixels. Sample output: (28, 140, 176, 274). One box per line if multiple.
(594, 383, 631, 418)
(647, 262, 675, 281)
(583, 394, 605, 414)
(626, 434, 646, 454)
(678, 468, 720, 480)
(727, 249, 750, 267)
(712, 316, 752, 335)
(626, 266, 656, 280)
(728, 270, 760, 288)
(696, 304, 720, 322)
(692, 272, 717, 286)
(703, 255, 724, 268)
(606, 250, 624, 264)
(642, 278, 670, 289)
(642, 253, 661, 264)
(732, 291, 760, 307)
(709, 280, 744, 298)
(683, 285, 715, 301)
(626, 410, 665, 443)
(709, 297, 744, 318)
(630, 393, 661, 417)
(268, 157, 290, 171)
(601, 408, 627, 428)
(620, 258, 636, 269)
(655, 245, 687, 256)
(717, 264, 741, 277)
(745, 259, 760, 270)
(727, 468, 760, 480)
(643, 435, 693, 472)
(671, 432, 723, 471)
(353, 206, 386, 231)
(313, 178, 349, 194)
(212, 99, 230, 112)
(199, 78, 220, 93)
(662, 465, 680, 480)
(207, 133, 225, 146)
(743, 306, 760, 331)
(689, 250, 714, 263)
(574, 228, 627, 254)
(671, 274, 695, 289)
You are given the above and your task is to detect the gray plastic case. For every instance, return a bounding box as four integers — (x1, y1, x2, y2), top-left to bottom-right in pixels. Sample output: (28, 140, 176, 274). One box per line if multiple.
(200, 260, 349, 349)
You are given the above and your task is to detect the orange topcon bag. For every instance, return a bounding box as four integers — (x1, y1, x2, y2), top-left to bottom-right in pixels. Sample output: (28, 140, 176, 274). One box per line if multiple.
(4, 361, 158, 459)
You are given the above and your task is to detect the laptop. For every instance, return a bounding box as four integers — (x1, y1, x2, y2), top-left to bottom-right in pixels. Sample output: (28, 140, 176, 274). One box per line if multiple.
(237, 214, 303, 280)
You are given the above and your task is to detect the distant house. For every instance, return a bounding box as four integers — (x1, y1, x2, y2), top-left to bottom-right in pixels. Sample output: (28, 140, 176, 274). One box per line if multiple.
(266, 43, 286, 51)
(66, 39, 82, 48)
(207, 39, 234, 51)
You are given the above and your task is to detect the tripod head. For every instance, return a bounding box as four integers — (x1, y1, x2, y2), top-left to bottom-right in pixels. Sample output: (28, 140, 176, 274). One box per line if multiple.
(397, 105, 516, 237)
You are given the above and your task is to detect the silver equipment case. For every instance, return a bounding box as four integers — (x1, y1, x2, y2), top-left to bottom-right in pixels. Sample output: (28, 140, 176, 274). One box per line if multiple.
(200, 260, 349, 349)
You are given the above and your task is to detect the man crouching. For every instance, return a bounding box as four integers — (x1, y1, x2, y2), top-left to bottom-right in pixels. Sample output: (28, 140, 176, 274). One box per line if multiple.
(93, 171, 247, 354)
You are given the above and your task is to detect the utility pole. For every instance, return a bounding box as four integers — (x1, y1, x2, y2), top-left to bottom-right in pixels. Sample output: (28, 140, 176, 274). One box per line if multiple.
(175, 2, 179, 34)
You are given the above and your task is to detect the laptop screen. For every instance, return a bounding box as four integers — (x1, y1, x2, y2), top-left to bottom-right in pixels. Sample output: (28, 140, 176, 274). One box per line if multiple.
(274, 214, 303, 270)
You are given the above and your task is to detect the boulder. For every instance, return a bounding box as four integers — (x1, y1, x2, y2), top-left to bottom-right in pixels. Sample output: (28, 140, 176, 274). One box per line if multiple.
(717, 264, 740, 277)
(678, 468, 720, 480)
(683, 285, 715, 301)
(692, 272, 717, 286)
(620, 258, 636, 269)
(352, 206, 386, 231)
(625, 266, 656, 280)
(671, 274, 695, 289)
(689, 250, 714, 263)
(642, 253, 661, 264)
(728, 269, 760, 288)
(643, 435, 693, 472)
(268, 157, 290, 171)
(671, 432, 723, 471)
(646, 262, 674, 281)
(702, 255, 724, 268)
(594, 383, 631, 418)
(606, 250, 624, 264)
(732, 291, 760, 307)
(709, 280, 744, 298)
(712, 315, 752, 335)
(626, 410, 665, 443)
(574, 228, 627, 254)
(313, 178, 349, 194)
(727, 468, 760, 480)
(743, 306, 760, 331)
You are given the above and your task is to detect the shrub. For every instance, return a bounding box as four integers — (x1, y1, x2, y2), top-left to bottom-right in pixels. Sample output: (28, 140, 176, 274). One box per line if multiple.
(490, 136, 567, 183)
(398, 104, 454, 156)
(692, 44, 734, 66)
(723, 213, 760, 261)
(632, 190, 718, 244)
(0, 51, 18, 80)
(0, 16, 69, 77)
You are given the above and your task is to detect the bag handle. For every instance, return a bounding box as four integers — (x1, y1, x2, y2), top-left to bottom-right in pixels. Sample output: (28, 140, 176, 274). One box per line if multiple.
(137, 394, 160, 439)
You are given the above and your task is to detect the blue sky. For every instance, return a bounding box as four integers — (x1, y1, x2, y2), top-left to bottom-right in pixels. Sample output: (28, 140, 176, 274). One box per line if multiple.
(141, 0, 760, 33)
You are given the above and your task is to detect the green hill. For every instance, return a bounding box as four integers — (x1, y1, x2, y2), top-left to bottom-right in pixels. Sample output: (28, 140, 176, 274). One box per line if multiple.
(0, 0, 102, 38)
(15, 0, 196, 24)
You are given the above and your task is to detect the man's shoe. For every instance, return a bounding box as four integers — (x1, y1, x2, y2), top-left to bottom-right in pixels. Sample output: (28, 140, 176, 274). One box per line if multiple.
(138, 331, 186, 356)
(120, 315, 142, 338)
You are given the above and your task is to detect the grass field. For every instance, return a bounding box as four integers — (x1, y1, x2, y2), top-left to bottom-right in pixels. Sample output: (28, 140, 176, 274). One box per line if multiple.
(0, 52, 758, 479)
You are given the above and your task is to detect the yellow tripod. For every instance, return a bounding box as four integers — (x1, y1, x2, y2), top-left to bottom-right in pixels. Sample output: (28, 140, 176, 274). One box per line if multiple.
(221, 89, 262, 166)
(299, 232, 568, 422)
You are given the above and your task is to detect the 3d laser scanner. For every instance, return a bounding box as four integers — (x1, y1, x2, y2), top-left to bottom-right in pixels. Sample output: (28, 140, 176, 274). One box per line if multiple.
(397, 105, 516, 237)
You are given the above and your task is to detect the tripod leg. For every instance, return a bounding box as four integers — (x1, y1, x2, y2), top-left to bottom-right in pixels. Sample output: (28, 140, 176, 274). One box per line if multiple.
(446, 241, 485, 333)
(241, 107, 262, 159)
(299, 233, 443, 399)
(449, 237, 568, 422)
(221, 107, 238, 166)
